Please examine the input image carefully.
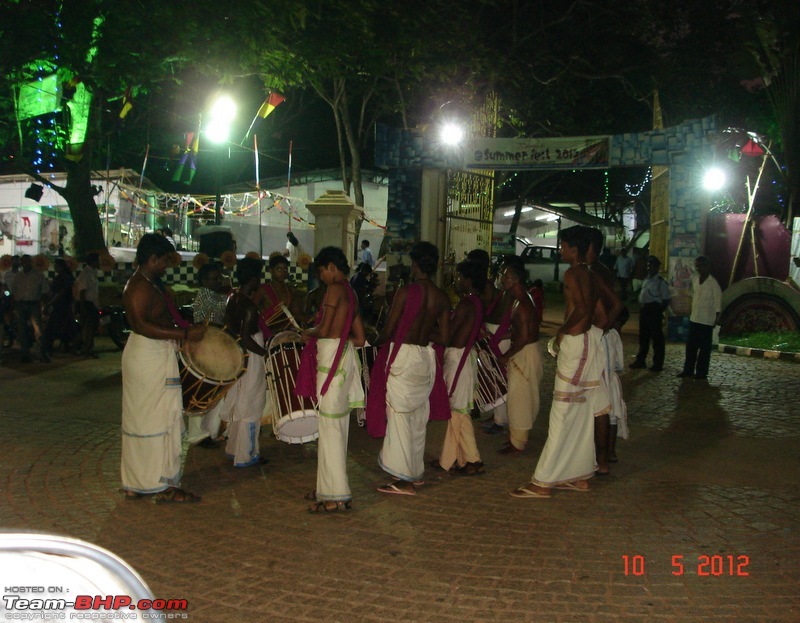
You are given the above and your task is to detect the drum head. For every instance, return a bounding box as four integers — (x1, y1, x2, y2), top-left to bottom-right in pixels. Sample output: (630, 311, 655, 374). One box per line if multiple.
(181, 326, 245, 384)
(274, 410, 319, 444)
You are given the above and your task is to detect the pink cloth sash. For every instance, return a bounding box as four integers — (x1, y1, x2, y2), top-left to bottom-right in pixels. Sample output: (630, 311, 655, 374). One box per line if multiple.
(295, 282, 356, 398)
(366, 283, 427, 438)
(447, 294, 484, 398)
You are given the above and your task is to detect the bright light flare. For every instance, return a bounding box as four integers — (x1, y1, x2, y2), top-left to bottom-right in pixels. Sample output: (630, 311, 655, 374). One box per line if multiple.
(703, 167, 726, 191)
(206, 95, 237, 143)
(439, 122, 465, 146)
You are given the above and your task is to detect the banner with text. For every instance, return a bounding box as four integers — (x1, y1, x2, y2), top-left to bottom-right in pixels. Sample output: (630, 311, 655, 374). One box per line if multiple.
(464, 136, 610, 170)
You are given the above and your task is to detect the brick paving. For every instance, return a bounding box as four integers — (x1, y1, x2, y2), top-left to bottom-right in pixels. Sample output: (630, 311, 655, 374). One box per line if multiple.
(1, 311, 799, 622)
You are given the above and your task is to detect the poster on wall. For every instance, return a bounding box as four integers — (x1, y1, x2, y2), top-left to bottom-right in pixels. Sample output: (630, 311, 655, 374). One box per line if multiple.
(0, 209, 41, 256)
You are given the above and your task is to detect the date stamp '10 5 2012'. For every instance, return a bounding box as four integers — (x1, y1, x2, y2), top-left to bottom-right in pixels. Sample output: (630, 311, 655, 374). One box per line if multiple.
(622, 555, 750, 577)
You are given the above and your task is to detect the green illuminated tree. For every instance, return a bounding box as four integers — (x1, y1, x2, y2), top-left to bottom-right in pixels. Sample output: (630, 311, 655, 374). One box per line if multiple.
(0, 0, 199, 256)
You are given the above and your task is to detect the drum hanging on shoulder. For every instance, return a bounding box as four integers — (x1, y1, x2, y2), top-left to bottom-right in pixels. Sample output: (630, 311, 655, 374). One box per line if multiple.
(179, 326, 247, 414)
(474, 338, 508, 413)
(264, 331, 319, 444)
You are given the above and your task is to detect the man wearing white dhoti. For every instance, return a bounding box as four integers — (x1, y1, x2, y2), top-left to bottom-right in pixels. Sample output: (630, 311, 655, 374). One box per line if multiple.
(220, 256, 268, 467)
(299, 246, 365, 512)
(121, 234, 206, 503)
(584, 226, 625, 475)
(496, 261, 544, 455)
(512, 226, 610, 499)
(435, 260, 485, 474)
(373, 242, 450, 495)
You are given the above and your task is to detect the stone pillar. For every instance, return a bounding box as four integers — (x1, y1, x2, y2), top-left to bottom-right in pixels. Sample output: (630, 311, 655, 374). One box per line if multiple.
(420, 168, 448, 287)
(306, 190, 364, 266)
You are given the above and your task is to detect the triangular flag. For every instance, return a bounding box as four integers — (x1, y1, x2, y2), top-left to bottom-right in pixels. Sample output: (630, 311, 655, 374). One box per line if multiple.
(242, 92, 285, 142)
(740, 139, 765, 157)
(172, 130, 200, 184)
(119, 86, 133, 119)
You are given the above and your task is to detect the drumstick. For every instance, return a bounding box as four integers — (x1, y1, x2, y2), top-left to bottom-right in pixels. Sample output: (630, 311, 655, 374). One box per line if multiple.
(280, 303, 302, 330)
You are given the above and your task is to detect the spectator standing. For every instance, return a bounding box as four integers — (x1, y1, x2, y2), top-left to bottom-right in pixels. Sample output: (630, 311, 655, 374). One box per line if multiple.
(630, 256, 670, 372)
(614, 248, 634, 300)
(10, 255, 49, 363)
(40, 258, 77, 362)
(75, 253, 100, 358)
(359, 239, 375, 268)
(677, 256, 722, 381)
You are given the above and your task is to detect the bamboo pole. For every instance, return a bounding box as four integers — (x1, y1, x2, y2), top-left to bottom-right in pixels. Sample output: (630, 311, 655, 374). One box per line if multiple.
(728, 148, 770, 287)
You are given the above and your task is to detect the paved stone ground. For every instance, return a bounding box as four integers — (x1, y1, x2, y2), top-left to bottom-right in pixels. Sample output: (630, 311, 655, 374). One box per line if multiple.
(1, 306, 799, 622)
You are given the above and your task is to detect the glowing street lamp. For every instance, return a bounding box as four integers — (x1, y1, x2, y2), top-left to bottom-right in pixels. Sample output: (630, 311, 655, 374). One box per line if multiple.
(206, 95, 237, 144)
(702, 167, 726, 191)
(439, 122, 465, 147)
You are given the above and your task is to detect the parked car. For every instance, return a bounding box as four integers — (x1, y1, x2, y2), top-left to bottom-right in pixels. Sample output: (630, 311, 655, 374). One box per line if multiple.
(520, 245, 569, 283)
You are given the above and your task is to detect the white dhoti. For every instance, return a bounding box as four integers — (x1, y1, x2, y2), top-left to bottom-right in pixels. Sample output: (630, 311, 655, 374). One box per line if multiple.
(315, 338, 364, 502)
(121, 333, 184, 494)
(439, 347, 480, 470)
(602, 329, 629, 439)
(219, 333, 267, 467)
(379, 343, 436, 482)
(185, 400, 224, 444)
(506, 341, 544, 450)
(485, 323, 511, 426)
(532, 327, 611, 487)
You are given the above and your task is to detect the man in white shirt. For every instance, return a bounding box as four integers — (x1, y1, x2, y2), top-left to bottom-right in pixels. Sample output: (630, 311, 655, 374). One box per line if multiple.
(677, 256, 722, 381)
(10, 255, 49, 363)
(359, 239, 375, 268)
(614, 248, 634, 301)
(75, 253, 100, 358)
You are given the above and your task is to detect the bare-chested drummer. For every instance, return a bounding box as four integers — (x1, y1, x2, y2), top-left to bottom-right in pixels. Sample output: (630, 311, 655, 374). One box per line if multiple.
(374, 241, 450, 495)
(218, 257, 269, 467)
(496, 261, 544, 455)
(121, 233, 205, 503)
(511, 226, 610, 498)
(583, 226, 625, 475)
(467, 249, 514, 435)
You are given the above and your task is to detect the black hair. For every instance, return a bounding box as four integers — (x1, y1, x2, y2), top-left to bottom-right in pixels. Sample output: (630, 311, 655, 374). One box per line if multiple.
(286, 231, 299, 246)
(583, 227, 604, 253)
(85, 252, 100, 264)
(197, 261, 223, 286)
(269, 254, 289, 269)
(162, 227, 173, 237)
(361, 239, 370, 247)
(503, 261, 529, 284)
(54, 258, 70, 274)
(314, 246, 350, 275)
(500, 253, 524, 267)
(409, 241, 439, 276)
(560, 225, 591, 260)
(136, 233, 174, 266)
(235, 256, 264, 285)
(532, 279, 544, 288)
(466, 248, 490, 268)
(456, 259, 487, 292)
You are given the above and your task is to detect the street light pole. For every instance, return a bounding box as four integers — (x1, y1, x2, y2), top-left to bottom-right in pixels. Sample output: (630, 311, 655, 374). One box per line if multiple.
(206, 95, 237, 227)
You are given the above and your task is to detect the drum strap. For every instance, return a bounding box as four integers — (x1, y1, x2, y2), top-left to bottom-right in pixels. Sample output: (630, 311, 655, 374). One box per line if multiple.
(448, 294, 484, 398)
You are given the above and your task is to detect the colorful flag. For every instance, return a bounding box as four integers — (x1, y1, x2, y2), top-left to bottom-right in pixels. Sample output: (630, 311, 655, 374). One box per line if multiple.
(172, 130, 200, 184)
(242, 92, 285, 142)
(119, 86, 133, 119)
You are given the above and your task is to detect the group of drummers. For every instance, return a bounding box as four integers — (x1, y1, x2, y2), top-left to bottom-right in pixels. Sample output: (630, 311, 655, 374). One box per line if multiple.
(119, 225, 626, 509)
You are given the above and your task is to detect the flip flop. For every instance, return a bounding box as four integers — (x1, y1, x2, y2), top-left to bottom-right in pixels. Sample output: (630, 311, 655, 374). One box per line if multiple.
(308, 500, 352, 513)
(377, 483, 416, 496)
(510, 486, 551, 499)
(554, 482, 590, 492)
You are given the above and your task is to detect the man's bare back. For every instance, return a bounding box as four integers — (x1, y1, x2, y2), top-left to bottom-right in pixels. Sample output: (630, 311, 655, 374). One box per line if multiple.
(560, 264, 598, 340)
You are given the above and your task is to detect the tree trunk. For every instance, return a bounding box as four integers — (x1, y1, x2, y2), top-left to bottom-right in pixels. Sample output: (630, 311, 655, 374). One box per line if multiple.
(62, 156, 106, 257)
